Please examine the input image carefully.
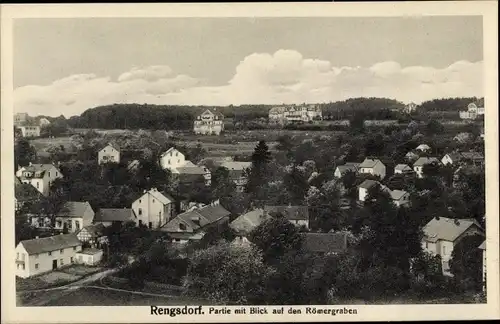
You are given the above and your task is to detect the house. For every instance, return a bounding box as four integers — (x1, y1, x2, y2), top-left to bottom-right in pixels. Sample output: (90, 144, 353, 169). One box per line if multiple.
(358, 158, 386, 180)
(159, 147, 186, 171)
(77, 223, 108, 248)
(98, 143, 120, 165)
(15, 179, 42, 212)
(30, 201, 94, 233)
(453, 132, 474, 144)
(175, 166, 212, 186)
(15, 234, 82, 278)
(75, 248, 104, 266)
(478, 241, 486, 291)
(358, 179, 390, 202)
(334, 162, 360, 179)
(422, 217, 485, 276)
(416, 144, 431, 152)
(16, 125, 41, 138)
(229, 208, 269, 236)
(404, 102, 418, 114)
(263, 205, 310, 229)
(301, 232, 348, 255)
(459, 100, 485, 120)
(16, 163, 63, 196)
(94, 208, 137, 227)
(268, 104, 322, 124)
(442, 152, 484, 167)
(159, 201, 231, 244)
(405, 151, 420, 162)
(413, 157, 440, 178)
(193, 109, 225, 135)
(389, 190, 411, 207)
(14, 112, 29, 126)
(219, 161, 252, 191)
(131, 188, 175, 229)
(394, 164, 413, 174)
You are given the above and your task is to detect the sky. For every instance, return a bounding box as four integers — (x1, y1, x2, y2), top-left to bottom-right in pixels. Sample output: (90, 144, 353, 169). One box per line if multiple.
(13, 16, 484, 117)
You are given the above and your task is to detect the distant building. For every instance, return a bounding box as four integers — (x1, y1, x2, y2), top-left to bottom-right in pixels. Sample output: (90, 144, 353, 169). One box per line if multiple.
(405, 151, 420, 162)
(334, 162, 360, 179)
(403, 102, 418, 114)
(422, 217, 484, 276)
(97, 143, 120, 165)
(459, 100, 485, 120)
(15, 234, 82, 278)
(30, 201, 95, 233)
(394, 164, 413, 175)
(14, 112, 29, 126)
(389, 190, 411, 208)
(263, 205, 310, 229)
(268, 104, 322, 124)
(359, 158, 386, 180)
(16, 125, 41, 138)
(229, 208, 268, 236)
(193, 109, 224, 135)
(453, 132, 474, 144)
(94, 208, 137, 227)
(16, 163, 63, 196)
(131, 188, 175, 229)
(75, 248, 103, 266)
(416, 144, 431, 152)
(357, 179, 390, 202)
(413, 157, 440, 178)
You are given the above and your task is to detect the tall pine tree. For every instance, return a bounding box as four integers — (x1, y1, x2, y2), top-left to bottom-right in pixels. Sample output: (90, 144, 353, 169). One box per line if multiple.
(246, 140, 272, 202)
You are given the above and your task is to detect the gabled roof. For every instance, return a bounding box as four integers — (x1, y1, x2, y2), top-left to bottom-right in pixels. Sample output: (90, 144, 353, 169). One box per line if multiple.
(137, 188, 175, 205)
(413, 157, 440, 167)
(359, 158, 383, 169)
(423, 217, 484, 243)
(199, 109, 224, 118)
(390, 190, 409, 201)
(95, 208, 136, 223)
(336, 163, 360, 174)
(394, 164, 412, 172)
(416, 144, 431, 151)
(78, 223, 105, 238)
(57, 202, 94, 221)
(19, 234, 81, 255)
(195, 204, 231, 223)
(264, 205, 309, 221)
(301, 232, 348, 253)
(21, 164, 58, 173)
(161, 203, 231, 232)
(444, 152, 462, 162)
(358, 179, 379, 189)
(160, 147, 183, 158)
(15, 182, 42, 201)
(220, 161, 252, 171)
(229, 209, 269, 235)
(176, 166, 208, 175)
(99, 143, 120, 152)
(478, 241, 486, 250)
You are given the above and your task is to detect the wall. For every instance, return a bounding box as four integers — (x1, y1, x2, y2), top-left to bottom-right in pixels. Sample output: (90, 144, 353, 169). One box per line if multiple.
(160, 149, 185, 170)
(16, 244, 82, 278)
(358, 187, 368, 201)
(98, 147, 120, 164)
(133, 192, 172, 229)
(76, 250, 103, 266)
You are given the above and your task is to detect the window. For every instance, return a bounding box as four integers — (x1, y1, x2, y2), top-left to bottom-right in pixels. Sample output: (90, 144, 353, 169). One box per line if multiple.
(70, 257, 74, 263)
(60, 249, 64, 254)
(179, 223, 187, 231)
(175, 238, 181, 242)
(443, 246, 446, 255)
(168, 160, 171, 164)
(73, 247, 77, 251)
(60, 259, 64, 266)
(425, 242, 428, 249)
(68, 221, 72, 230)
(35, 263, 39, 269)
(56, 172, 58, 177)
(139, 220, 143, 226)
(22, 264, 25, 270)
(48, 251, 52, 256)
(104, 149, 106, 153)
(17, 264, 19, 269)
(148, 222, 152, 229)
(75, 221, 80, 230)
(176, 152, 178, 157)
(56, 220, 62, 228)
(48, 172, 51, 177)
(16, 252, 19, 260)
(139, 199, 141, 203)
(138, 208, 142, 216)
(152, 199, 155, 203)
(177, 159, 180, 163)
(36, 182, 40, 189)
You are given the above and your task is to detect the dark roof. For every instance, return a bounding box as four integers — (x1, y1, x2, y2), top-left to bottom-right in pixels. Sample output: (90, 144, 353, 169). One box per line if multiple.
(57, 202, 94, 220)
(95, 208, 136, 222)
(301, 232, 348, 253)
(336, 163, 360, 174)
(19, 234, 81, 255)
(77, 248, 103, 255)
(195, 204, 231, 223)
(413, 157, 440, 167)
(359, 158, 383, 168)
(359, 179, 379, 189)
(176, 166, 208, 175)
(264, 205, 309, 221)
(15, 182, 42, 201)
(423, 217, 483, 243)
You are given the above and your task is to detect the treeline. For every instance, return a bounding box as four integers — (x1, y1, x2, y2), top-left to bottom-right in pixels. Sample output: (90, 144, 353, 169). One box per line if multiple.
(418, 97, 482, 112)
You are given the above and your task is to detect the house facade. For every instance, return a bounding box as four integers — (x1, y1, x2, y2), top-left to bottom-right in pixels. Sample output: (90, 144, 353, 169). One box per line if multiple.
(219, 161, 252, 191)
(131, 188, 175, 229)
(268, 104, 322, 124)
(15, 234, 82, 278)
(459, 101, 485, 120)
(16, 163, 63, 196)
(17, 125, 41, 138)
(39, 118, 51, 127)
(359, 158, 386, 180)
(98, 144, 120, 165)
(422, 217, 485, 276)
(159, 147, 186, 171)
(416, 144, 431, 152)
(193, 109, 224, 135)
(30, 201, 95, 233)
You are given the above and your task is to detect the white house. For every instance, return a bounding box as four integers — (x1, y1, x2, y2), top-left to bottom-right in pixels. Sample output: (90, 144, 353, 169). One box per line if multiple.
(334, 162, 360, 179)
(389, 190, 411, 207)
(416, 144, 431, 152)
(98, 143, 120, 165)
(159, 147, 186, 171)
(131, 188, 175, 229)
(459, 100, 485, 120)
(15, 234, 82, 278)
(394, 164, 413, 174)
(422, 217, 484, 276)
(413, 157, 440, 178)
(16, 125, 41, 138)
(75, 248, 104, 266)
(16, 163, 63, 196)
(193, 109, 225, 135)
(359, 158, 386, 180)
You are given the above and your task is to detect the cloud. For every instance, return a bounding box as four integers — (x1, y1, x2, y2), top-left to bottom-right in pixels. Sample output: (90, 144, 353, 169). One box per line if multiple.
(14, 50, 483, 117)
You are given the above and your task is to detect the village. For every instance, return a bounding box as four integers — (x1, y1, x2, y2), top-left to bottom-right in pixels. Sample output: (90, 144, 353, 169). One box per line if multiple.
(14, 99, 487, 306)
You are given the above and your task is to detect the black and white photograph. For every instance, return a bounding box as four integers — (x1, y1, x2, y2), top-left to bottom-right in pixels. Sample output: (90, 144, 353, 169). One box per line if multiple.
(1, 2, 499, 323)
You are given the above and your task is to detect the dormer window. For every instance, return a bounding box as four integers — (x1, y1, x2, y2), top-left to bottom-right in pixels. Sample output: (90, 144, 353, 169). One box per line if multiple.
(179, 223, 187, 231)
